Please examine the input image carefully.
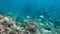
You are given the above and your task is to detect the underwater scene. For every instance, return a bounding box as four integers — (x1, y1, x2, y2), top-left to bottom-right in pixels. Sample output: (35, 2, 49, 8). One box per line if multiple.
(0, 0, 60, 34)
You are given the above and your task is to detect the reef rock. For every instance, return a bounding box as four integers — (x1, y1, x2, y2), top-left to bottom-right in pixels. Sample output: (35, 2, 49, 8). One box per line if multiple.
(0, 15, 41, 34)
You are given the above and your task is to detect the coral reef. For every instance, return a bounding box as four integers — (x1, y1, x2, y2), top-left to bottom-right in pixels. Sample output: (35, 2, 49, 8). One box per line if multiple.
(0, 15, 60, 34)
(0, 15, 41, 34)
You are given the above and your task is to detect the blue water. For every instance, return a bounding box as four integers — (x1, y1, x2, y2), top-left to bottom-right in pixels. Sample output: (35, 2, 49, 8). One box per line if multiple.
(0, 0, 60, 18)
(0, 0, 60, 34)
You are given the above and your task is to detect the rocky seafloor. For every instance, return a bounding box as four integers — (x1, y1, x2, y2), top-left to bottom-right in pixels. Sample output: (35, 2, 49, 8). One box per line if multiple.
(0, 15, 60, 34)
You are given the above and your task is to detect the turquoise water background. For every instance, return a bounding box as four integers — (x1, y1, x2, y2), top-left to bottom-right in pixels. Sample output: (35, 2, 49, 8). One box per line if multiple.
(0, 0, 60, 18)
(0, 0, 60, 34)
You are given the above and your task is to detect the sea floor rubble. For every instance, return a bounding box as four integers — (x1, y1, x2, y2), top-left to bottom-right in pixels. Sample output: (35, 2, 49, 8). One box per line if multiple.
(0, 15, 60, 34)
